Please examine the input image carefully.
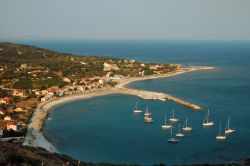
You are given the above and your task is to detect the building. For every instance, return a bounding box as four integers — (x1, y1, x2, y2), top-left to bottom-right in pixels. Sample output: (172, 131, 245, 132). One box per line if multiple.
(6, 122, 17, 131)
(15, 107, 24, 112)
(0, 97, 10, 105)
(4, 115, 11, 121)
(103, 62, 119, 71)
(20, 64, 27, 69)
(0, 110, 5, 115)
(63, 77, 71, 83)
(149, 65, 163, 70)
(47, 86, 60, 93)
(13, 89, 26, 97)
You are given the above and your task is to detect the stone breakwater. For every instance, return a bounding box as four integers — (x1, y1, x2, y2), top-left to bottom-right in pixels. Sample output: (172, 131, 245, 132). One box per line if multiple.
(23, 66, 214, 152)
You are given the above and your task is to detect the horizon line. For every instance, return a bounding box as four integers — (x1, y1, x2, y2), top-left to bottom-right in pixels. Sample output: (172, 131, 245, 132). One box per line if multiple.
(1, 37, 250, 42)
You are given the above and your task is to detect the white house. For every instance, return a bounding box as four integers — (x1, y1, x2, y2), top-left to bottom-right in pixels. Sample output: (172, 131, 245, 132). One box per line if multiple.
(103, 62, 119, 71)
(0, 110, 5, 115)
(6, 123, 17, 131)
(4, 115, 11, 121)
(63, 77, 71, 83)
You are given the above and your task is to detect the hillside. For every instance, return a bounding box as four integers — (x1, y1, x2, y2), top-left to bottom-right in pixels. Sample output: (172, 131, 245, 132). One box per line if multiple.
(1, 142, 249, 166)
(0, 42, 177, 80)
(0, 142, 139, 166)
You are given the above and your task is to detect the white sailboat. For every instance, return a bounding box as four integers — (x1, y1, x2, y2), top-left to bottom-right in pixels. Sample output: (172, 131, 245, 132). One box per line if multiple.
(144, 106, 152, 116)
(161, 115, 172, 129)
(144, 106, 153, 123)
(202, 109, 214, 127)
(169, 109, 179, 122)
(133, 102, 142, 113)
(176, 123, 185, 137)
(182, 117, 192, 131)
(168, 127, 179, 143)
(216, 124, 226, 140)
(225, 116, 236, 134)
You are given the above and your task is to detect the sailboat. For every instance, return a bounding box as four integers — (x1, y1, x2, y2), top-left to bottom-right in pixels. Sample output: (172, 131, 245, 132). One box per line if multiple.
(144, 106, 153, 123)
(202, 109, 214, 127)
(169, 109, 179, 122)
(182, 117, 192, 131)
(168, 127, 179, 143)
(225, 116, 236, 134)
(216, 124, 226, 140)
(161, 115, 172, 129)
(144, 106, 152, 116)
(176, 123, 185, 137)
(133, 102, 142, 113)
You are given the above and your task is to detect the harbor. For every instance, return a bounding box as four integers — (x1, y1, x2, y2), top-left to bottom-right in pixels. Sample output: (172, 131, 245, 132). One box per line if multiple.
(23, 66, 213, 152)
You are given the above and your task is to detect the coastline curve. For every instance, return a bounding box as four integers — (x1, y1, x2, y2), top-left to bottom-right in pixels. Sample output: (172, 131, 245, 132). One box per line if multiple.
(23, 66, 214, 152)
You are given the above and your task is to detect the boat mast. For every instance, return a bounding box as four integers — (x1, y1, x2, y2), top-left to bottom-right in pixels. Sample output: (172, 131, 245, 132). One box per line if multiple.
(178, 124, 181, 133)
(219, 124, 222, 136)
(207, 109, 210, 123)
(227, 116, 230, 129)
(134, 102, 138, 110)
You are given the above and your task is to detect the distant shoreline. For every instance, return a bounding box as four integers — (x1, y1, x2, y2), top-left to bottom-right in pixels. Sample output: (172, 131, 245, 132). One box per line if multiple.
(23, 66, 214, 153)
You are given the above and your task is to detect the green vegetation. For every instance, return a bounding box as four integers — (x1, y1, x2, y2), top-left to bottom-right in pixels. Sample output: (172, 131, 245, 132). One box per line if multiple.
(32, 77, 66, 89)
(0, 42, 178, 91)
(14, 78, 32, 90)
(0, 88, 8, 98)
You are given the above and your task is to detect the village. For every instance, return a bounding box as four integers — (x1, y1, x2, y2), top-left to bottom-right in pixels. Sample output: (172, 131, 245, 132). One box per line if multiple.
(0, 50, 180, 140)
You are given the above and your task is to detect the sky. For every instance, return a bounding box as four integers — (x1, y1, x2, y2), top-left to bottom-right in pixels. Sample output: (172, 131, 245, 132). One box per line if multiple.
(0, 0, 250, 40)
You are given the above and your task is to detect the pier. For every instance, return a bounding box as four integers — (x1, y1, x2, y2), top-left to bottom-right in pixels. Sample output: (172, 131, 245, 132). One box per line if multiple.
(114, 88, 202, 111)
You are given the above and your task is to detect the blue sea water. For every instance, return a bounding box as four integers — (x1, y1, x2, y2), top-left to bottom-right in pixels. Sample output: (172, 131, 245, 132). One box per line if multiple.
(7, 40, 250, 165)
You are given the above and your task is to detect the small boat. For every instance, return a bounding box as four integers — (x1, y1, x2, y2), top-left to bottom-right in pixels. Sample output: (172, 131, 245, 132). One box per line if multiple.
(144, 106, 152, 116)
(168, 127, 179, 143)
(176, 123, 185, 137)
(159, 98, 166, 102)
(182, 117, 192, 131)
(216, 124, 226, 140)
(225, 116, 236, 134)
(144, 106, 153, 123)
(161, 115, 172, 129)
(144, 115, 154, 123)
(202, 109, 214, 127)
(169, 109, 179, 122)
(133, 102, 142, 113)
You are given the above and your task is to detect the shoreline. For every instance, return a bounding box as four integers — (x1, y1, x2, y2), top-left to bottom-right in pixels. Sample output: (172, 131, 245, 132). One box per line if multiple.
(23, 66, 214, 153)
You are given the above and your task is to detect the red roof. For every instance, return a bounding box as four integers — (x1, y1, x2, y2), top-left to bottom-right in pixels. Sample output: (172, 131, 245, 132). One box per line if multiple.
(6, 121, 16, 126)
(0, 110, 5, 114)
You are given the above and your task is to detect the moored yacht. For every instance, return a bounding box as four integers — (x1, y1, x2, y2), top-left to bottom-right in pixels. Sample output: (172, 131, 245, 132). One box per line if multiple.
(133, 102, 142, 113)
(169, 109, 179, 122)
(144, 106, 152, 116)
(161, 115, 172, 129)
(216, 124, 226, 140)
(144, 106, 153, 123)
(202, 109, 214, 127)
(182, 117, 192, 131)
(225, 116, 236, 134)
(176, 123, 185, 137)
(168, 127, 179, 143)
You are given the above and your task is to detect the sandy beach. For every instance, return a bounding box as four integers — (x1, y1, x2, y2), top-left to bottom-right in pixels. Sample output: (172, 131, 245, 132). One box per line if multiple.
(23, 66, 214, 153)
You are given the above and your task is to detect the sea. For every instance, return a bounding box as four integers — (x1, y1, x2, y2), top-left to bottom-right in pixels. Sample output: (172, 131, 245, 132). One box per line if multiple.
(6, 39, 250, 165)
